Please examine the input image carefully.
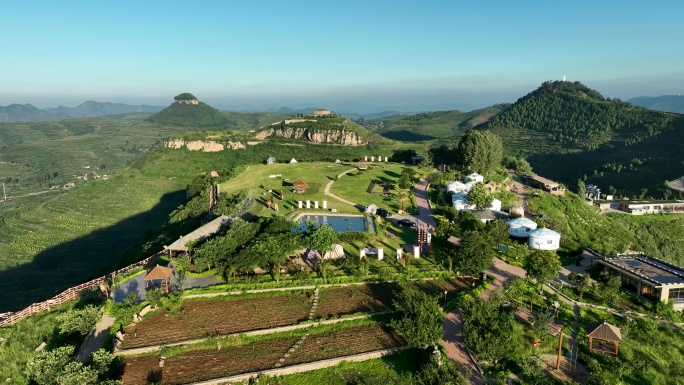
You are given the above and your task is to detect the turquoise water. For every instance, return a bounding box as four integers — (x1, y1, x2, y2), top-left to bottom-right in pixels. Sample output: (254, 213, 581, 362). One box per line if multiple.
(293, 215, 365, 232)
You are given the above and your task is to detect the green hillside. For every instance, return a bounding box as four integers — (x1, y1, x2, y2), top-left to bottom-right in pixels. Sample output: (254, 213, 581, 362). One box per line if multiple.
(481, 81, 684, 195)
(357, 105, 508, 141)
(146, 93, 230, 128)
(0, 112, 282, 194)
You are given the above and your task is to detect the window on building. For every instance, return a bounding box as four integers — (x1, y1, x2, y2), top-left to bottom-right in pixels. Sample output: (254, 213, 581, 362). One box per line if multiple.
(669, 288, 684, 304)
(547, 240, 553, 244)
(643, 206, 650, 210)
(653, 206, 661, 210)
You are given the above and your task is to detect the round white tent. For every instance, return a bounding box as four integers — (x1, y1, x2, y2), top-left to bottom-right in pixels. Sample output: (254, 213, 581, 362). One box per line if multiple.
(528, 228, 561, 250)
(507, 217, 538, 238)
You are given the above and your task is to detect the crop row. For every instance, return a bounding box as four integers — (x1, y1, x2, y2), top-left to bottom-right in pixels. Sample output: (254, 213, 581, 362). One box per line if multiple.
(121, 324, 403, 384)
(122, 329, 299, 384)
(122, 294, 312, 349)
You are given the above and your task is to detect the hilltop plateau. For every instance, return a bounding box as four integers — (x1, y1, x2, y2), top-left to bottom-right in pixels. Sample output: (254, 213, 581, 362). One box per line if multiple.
(145, 93, 230, 128)
(252, 111, 382, 145)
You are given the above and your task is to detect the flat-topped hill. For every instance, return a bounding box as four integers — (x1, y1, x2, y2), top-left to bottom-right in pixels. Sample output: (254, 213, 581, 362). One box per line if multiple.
(146, 93, 229, 128)
(253, 116, 378, 145)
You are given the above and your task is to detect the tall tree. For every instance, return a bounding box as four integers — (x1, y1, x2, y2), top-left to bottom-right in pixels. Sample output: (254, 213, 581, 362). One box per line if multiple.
(454, 231, 495, 275)
(308, 224, 338, 255)
(466, 182, 494, 209)
(460, 292, 515, 364)
(524, 250, 562, 292)
(454, 130, 503, 176)
(577, 179, 586, 198)
(390, 290, 444, 348)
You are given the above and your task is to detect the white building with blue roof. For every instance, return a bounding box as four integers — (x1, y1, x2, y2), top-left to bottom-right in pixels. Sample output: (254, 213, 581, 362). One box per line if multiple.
(507, 217, 538, 238)
(528, 227, 561, 250)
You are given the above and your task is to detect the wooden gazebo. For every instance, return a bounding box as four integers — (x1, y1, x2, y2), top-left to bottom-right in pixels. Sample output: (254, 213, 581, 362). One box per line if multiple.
(587, 321, 622, 355)
(293, 178, 307, 193)
(144, 265, 174, 293)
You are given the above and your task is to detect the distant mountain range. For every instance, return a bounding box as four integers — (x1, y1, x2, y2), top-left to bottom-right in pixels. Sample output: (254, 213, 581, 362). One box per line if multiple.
(628, 95, 684, 114)
(0, 101, 163, 123)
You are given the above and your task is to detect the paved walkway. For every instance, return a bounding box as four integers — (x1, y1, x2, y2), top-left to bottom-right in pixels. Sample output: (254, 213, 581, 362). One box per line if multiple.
(323, 168, 359, 208)
(76, 315, 115, 362)
(414, 178, 436, 228)
(440, 258, 526, 383)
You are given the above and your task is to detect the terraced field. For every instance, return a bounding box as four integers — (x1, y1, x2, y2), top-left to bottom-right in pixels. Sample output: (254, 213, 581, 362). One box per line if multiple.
(314, 283, 396, 319)
(283, 324, 404, 366)
(121, 335, 299, 385)
(122, 293, 313, 349)
(120, 323, 404, 384)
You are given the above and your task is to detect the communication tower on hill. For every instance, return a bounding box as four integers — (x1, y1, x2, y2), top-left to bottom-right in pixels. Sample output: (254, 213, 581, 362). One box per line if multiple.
(563, 75, 566, 82)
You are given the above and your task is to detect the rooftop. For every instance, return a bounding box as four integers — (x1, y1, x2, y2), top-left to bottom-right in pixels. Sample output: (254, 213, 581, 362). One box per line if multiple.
(587, 321, 622, 342)
(527, 174, 559, 187)
(601, 253, 684, 286)
(621, 199, 684, 205)
(471, 209, 509, 221)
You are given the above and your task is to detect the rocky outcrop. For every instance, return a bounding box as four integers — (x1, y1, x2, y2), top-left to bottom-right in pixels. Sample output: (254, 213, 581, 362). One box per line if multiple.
(254, 127, 365, 145)
(165, 139, 245, 152)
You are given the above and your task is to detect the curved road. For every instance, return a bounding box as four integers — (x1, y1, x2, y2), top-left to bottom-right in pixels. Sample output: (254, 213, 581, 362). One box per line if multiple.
(410, 176, 527, 383)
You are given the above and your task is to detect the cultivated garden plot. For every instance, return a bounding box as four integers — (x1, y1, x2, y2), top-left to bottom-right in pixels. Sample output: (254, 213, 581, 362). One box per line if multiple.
(122, 293, 312, 349)
(282, 324, 405, 366)
(314, 283, 397, 319)
(121, 335, 299, 385)
(120, 323, 404, 384)
(315, 278, 474, 319)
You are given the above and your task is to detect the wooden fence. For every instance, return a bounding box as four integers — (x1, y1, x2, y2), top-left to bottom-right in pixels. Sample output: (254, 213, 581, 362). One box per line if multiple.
(0, 252, 163, 327)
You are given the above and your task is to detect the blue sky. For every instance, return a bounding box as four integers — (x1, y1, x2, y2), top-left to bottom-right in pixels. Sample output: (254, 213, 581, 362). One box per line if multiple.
(2, 0, 684, 110)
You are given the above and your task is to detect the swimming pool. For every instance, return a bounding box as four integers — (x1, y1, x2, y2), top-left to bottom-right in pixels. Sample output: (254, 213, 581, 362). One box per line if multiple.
(293, 214, 366, 233)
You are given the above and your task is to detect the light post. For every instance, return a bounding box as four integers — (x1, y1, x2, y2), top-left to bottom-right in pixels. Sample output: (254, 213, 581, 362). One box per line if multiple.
(444, 290, 448, 302)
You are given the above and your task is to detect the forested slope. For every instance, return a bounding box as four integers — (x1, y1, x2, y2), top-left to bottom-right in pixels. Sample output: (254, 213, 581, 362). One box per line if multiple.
(482, 81, 684, 196)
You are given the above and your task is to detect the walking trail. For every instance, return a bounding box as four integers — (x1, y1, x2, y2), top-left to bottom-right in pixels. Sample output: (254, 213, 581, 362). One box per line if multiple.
(76, 315, 115, 362)
(323, 168, 358, 207)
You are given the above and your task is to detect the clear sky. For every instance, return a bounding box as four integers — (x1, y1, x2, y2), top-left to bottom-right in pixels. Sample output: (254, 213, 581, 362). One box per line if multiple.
(2, 0, 684, 110)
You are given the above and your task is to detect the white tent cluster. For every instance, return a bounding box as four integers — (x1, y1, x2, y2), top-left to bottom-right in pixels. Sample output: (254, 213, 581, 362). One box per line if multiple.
(446, 173, 501, 212)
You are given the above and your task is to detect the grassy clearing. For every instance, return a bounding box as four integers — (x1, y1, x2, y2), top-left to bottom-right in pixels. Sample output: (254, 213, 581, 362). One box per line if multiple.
(330, 163, 411, 213)
(219, 162, 357, 216)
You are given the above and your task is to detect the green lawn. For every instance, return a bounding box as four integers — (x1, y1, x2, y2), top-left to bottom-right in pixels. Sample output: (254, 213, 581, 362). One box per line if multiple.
(330, 163, 413, 214)
(219, 162, 415, 217)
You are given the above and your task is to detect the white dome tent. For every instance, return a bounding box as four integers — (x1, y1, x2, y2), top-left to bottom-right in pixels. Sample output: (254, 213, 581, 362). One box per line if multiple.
(507, 217, 538, 238)
(365, 204, 378, 214)
(528, 228, 561, 250)
(323, 244, 345, 260)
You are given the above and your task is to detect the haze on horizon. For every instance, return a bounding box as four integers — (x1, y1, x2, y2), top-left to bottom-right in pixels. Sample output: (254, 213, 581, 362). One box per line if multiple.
(2, 0, 684, 112)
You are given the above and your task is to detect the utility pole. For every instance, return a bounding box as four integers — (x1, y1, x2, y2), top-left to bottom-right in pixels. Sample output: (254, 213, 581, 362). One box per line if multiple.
(2, 182, 6, 202)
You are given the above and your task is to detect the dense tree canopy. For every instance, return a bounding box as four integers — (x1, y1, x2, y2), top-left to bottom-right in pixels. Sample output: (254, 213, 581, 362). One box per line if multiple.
(466, 182, 494, 210)
(454, 231, 495, 275)
(454, 130, 503, 176)
(391, 290, 444, 348)
(460, 292, 516, 364)
(524, 250, 562, 289)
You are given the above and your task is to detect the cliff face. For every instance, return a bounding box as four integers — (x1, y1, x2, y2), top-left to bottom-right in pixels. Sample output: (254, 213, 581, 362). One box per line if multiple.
(253, 127, 365, 145)
(165, 139, 245, 152)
